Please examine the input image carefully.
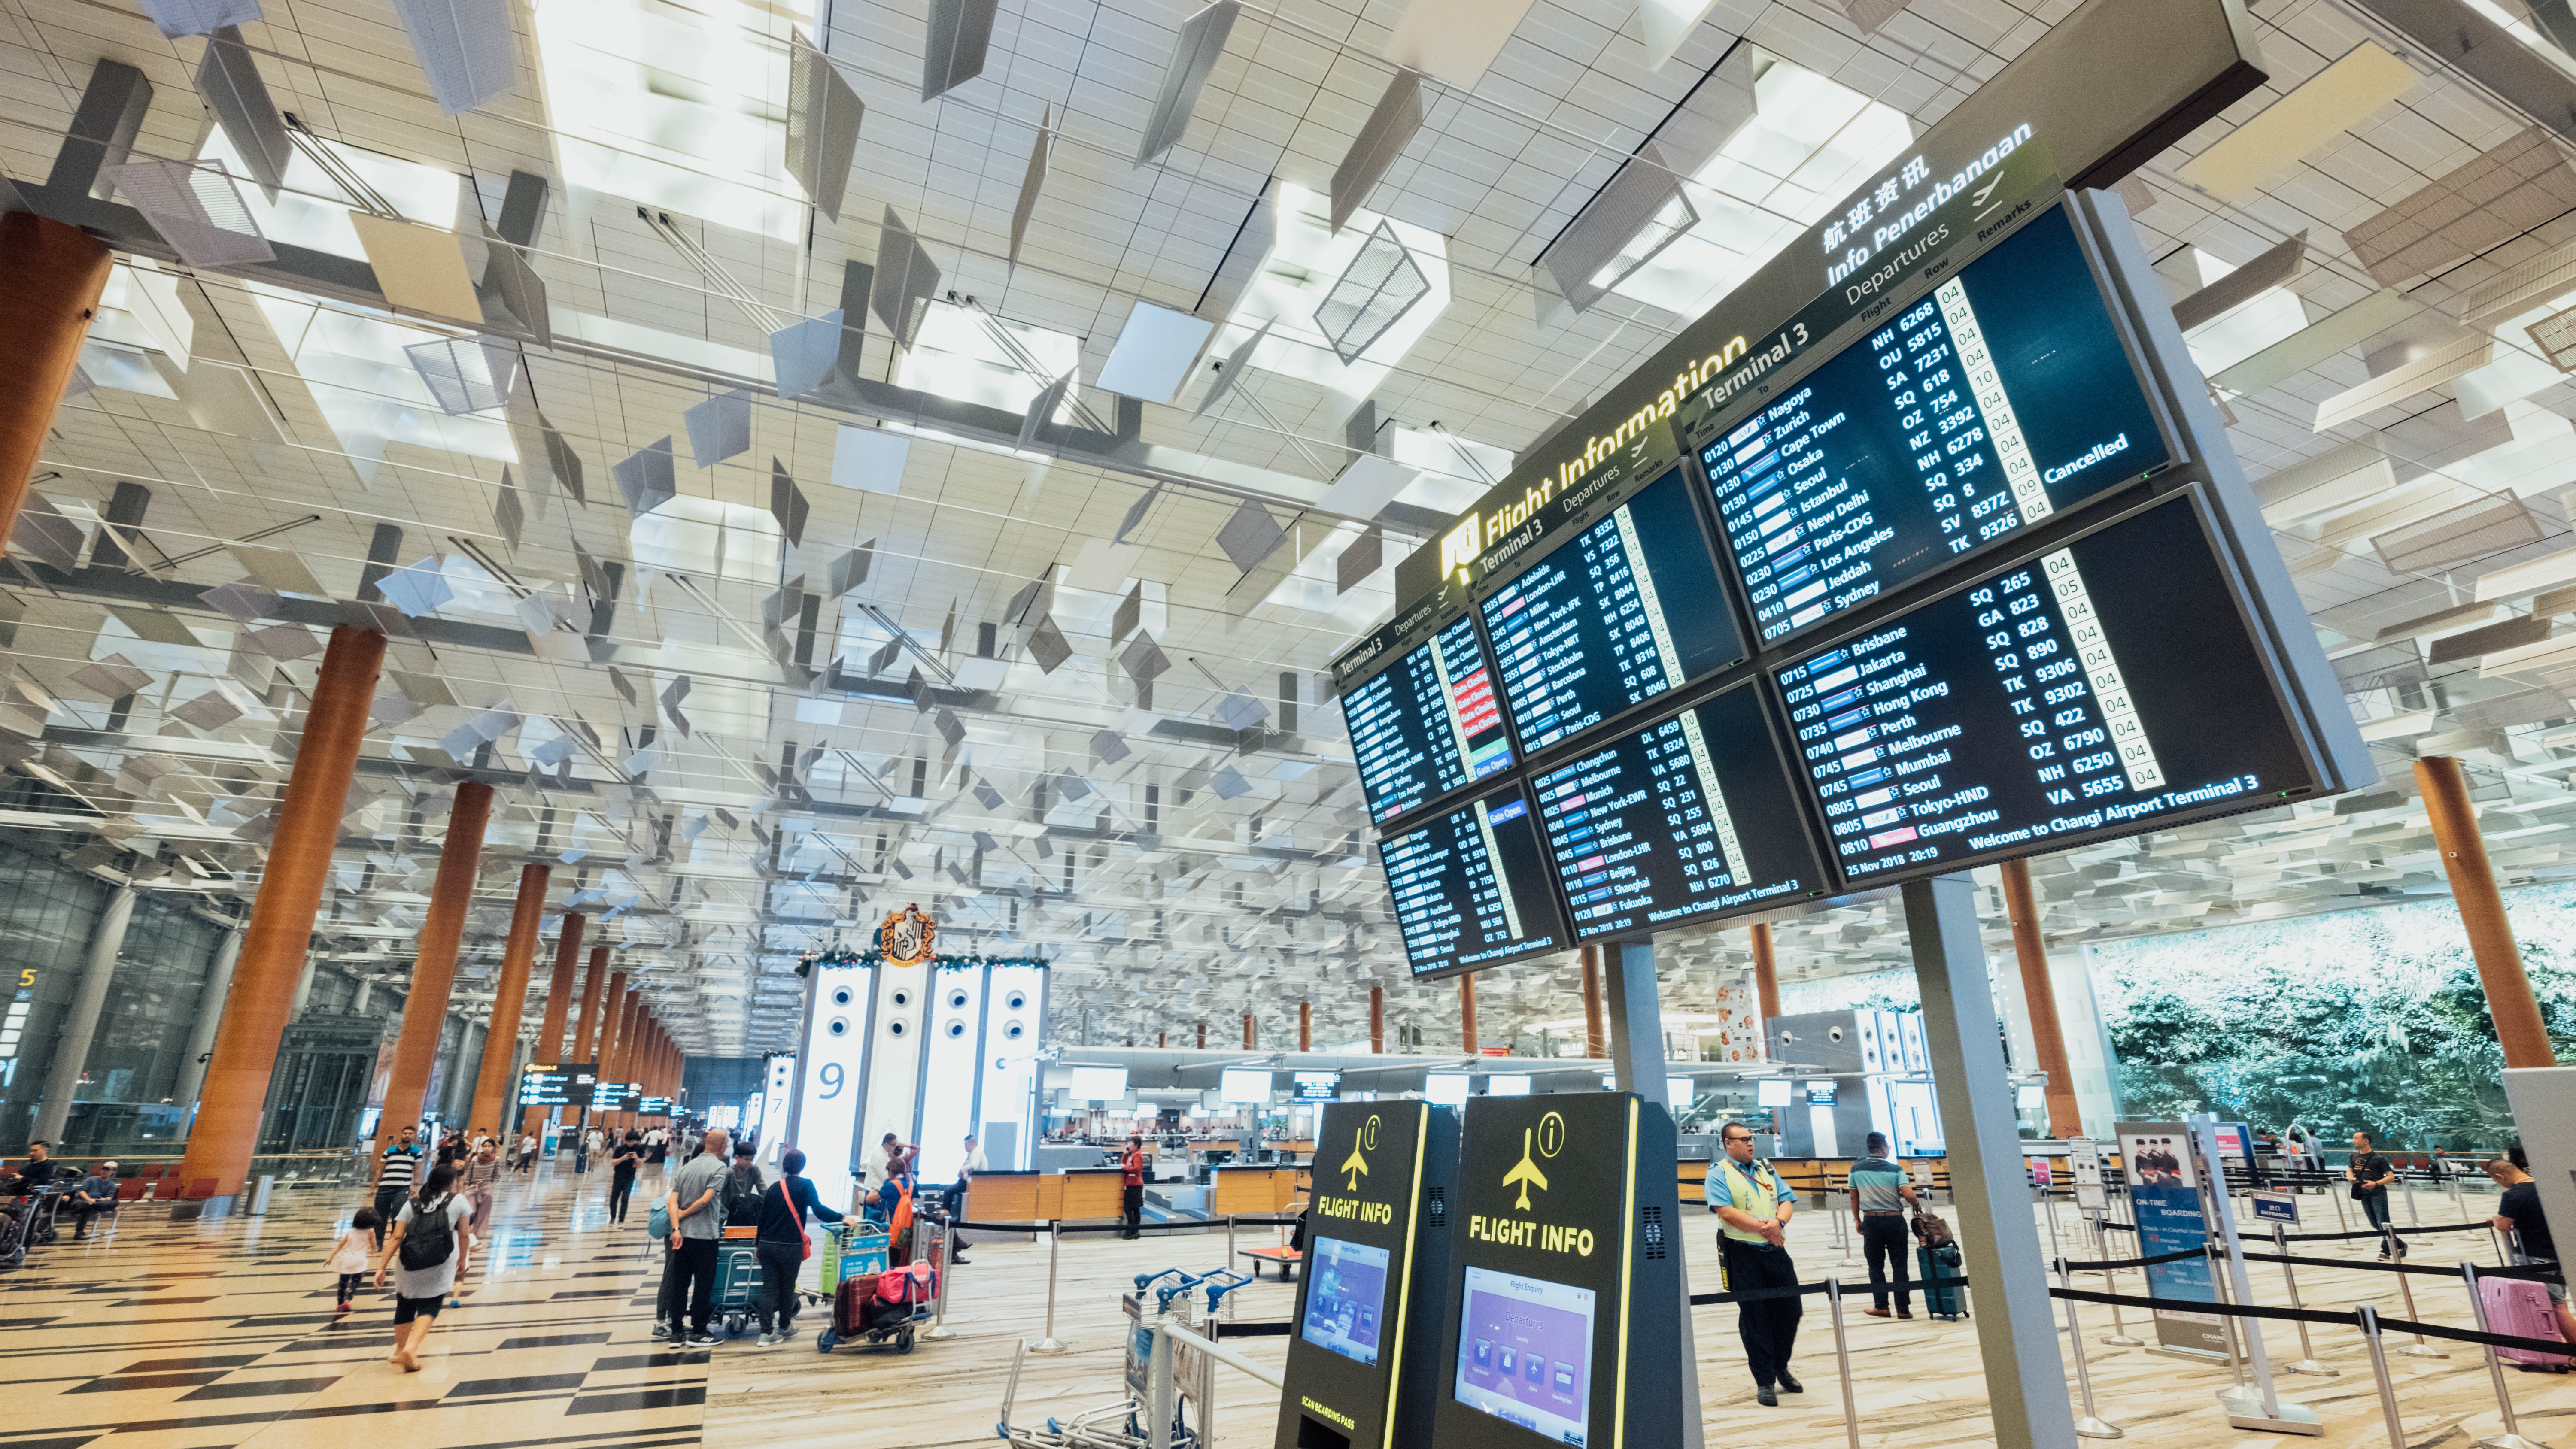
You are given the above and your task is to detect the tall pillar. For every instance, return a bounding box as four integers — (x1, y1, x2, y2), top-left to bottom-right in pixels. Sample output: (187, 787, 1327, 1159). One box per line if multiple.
(1242, 1012, 1256, 1049)
(521, 911, 585, 1134)
(2419, 755, 2558, 1067)
(1197, 1020, 1207, 1050)
(178, 624, 386, 1196)
(174, 923, 244, 1120)
(602, 978, 633, 1128)
(1299, 1000, 1312, 1051)
(1601, 939, 1706, 1449)
(572, 944, 610, 1061)
(1369, 985, 1384, 1053)
(378, 783, 492, 1152)
(0, 213, 112, 546)
(1998, 857, 2087, 1136)
(1580, 945, 1607, 1059)
(1459, 973, 1479, 1055)
(1905, 873, 2077, 1449)
(1749, 922, 1783, 1058)
(468, 864, 551, 1134)
(32, 884, 137, 1143)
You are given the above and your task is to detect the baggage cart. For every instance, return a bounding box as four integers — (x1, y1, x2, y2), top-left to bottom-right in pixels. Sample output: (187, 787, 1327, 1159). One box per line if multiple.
(714, 1239, 764, 1337)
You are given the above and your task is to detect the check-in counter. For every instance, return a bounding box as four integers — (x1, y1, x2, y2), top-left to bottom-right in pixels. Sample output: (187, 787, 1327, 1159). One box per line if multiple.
(1212, 1164, 1303, 1214)
(1061, 1167, 1127, 1219)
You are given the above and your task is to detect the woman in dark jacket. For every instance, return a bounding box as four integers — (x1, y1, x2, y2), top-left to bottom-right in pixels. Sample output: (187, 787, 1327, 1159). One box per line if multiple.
(753, 1148, 844, 1345)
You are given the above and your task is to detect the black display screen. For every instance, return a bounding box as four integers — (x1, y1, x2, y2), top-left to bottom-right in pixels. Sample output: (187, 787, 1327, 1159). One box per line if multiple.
(1479, 467, 1747, 756)
(1382, 783, 1566, 977)
(1701, 207, 2167, 647)
(1775, 491, 2314, 885)
(519, 1062, 596, 1107)
(1529, 680, 1825, 938)
(1346, 614, 1516, 824)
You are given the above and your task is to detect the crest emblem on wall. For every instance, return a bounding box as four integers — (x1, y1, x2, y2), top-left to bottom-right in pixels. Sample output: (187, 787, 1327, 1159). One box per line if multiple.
(878, 903, 937, 966)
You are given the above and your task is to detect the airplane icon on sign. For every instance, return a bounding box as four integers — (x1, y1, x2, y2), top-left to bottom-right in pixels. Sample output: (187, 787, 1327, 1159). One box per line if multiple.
(1501, 1128, 1549, 1210)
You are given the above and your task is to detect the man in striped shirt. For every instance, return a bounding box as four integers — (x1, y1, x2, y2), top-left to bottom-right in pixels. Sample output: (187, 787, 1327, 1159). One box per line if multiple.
(371, 1126, 421, 1249)
(1849, 1133, 1917, 1319)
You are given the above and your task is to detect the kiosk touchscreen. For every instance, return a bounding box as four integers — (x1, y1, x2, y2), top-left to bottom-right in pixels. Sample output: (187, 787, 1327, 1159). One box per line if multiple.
(1429, 1093, 1685, 1449)
(1276, 1100, 1459, 1449)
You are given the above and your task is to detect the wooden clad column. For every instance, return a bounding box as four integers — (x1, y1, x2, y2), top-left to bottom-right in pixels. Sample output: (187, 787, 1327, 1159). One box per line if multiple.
(1580, 946, 1607, 1059)
(1299, 1000, 1312, 1051)
(2419, 756, 2558, 1067)
(1197, 1021, 1206, 1049)
(468, 864, 551, 1133)
(599, 976, 631, 1127)
(1242, 1012, 1256, 1049)
(1998, 858, 2087, 1136)
(378, 784, 492, 1152)
(572, 945, 610, 1061)
(0, 212, 112, 546)
(1460, 973, 1479, 1054)
(1750, 922, 1783, 1059)
(176, 625, 386, 1197)
(1370, 985, 1384, 1053)
(520, 912, 586, 1134)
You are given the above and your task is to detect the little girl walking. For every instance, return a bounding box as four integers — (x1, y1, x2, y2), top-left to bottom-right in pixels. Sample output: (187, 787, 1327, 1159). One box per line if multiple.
(329, 1208, 377, 1313)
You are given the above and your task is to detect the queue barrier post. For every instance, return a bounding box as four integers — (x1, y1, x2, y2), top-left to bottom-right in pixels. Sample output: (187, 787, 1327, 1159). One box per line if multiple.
(923, 1217, 956, 1340)
(2055, 1258, 2123, 1439)
(1031, 1222, 1068, 1355)
(2360, 1305, 2409, 1449)
(2095, 1212, 2142, 1347)
(1826, 1278, 1862, 1449)
(2403, 1169, 2423, 1229)
(2460, 1261, 2549, 1449)
(2272, 1224, 2336, 1376)
(2386, 1224, 2448, 1360)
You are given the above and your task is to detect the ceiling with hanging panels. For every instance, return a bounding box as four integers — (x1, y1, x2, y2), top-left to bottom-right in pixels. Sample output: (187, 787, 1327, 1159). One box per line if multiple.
(15, 0, 2576, 1059)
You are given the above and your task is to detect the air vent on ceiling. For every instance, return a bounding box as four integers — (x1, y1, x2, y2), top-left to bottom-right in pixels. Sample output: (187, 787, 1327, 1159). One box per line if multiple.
(1313, 221, 1430, 366)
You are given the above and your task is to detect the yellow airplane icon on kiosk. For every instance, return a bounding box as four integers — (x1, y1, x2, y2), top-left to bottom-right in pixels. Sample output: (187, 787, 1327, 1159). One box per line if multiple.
(1340, 1139, 1369, 1192)
(1502, 1128, 1549, 1210)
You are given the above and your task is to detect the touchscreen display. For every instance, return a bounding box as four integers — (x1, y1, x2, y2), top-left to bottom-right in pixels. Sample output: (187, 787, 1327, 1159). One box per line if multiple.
(1453, 1265, 1595, 1445)
(1300, 1236, 1394, 1367)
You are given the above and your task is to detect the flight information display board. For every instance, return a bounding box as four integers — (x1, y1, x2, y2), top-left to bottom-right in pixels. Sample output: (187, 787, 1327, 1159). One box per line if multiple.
(1347, 614, 1517, 824)
(1479, 467, 1746, 756)
(1777, 490, 2318, 885)
(1529, 681, 1825, 939)
(1382, 782, 1567, 978)
(1700, 207, 2168, 647)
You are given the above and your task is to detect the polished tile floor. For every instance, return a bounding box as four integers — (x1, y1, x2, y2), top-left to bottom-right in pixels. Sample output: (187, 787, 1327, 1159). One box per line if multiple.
(13, 1167, 2575, 1449)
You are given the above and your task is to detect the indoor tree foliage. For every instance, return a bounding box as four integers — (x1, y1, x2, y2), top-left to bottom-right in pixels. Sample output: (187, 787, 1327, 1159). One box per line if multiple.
(2094, 886, 2576, 1148)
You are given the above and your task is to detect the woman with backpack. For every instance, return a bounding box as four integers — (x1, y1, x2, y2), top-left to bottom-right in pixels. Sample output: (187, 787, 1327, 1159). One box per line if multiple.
(374, 1162, 473, 1371)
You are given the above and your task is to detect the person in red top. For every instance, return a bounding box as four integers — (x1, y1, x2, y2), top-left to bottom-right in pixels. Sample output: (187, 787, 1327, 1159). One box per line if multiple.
(1121, 1135, 1146, 1240)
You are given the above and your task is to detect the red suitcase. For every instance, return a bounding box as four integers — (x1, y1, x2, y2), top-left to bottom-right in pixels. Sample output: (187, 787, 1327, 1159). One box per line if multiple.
(834, 1271, 883, 1338)
(2482, 1276, 2574, 1370)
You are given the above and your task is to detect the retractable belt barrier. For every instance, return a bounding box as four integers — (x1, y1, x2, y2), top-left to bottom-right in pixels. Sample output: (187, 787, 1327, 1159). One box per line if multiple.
(2095, 1218, 2491, 1243)
(945, 1214, 1304, 1234)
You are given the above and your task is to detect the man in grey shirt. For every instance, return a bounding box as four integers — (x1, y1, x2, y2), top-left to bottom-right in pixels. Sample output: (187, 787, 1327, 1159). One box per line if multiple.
(656, 1129, 732, 1346)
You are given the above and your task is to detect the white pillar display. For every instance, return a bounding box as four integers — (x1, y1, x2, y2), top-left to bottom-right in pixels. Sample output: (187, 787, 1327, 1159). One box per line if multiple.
(173, 923, 243, 1122)
(976, 963, 1047, 1170)
(32, 885, 137, 1143)
(913, 962, 986, 1183)
(786, 962, 871, 1212)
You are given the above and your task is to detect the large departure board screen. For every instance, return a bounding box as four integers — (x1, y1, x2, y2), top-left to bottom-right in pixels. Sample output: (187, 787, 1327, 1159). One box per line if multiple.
(1347, 615, 1516, 824)
(1479, 467, 1747, 756)
(1529, 680, 1826, 938)
(1777, 490, 2317, 885)
(1382, 782, 1566, 978)
(1701, 207, 2169, 647)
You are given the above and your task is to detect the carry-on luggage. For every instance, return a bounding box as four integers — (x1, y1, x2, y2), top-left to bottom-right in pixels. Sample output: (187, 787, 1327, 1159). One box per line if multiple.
(877, 1260, 938, 1307)
(1917, 1243, 1968, 1320)
(817, 1266, 929, 1354)
(2482, 1275, 2574, 1370)
(711, 1240, 764, 1337)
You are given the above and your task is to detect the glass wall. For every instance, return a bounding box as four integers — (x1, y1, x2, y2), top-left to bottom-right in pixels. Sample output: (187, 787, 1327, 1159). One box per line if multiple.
(0, 839, 109, 1150)
(57, 894, 225, 1155)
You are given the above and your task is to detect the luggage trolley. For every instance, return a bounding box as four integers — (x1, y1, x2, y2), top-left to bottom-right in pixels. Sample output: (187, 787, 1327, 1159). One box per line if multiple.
(712, 1234, 763, 1338)
(814, 1217, 944, 1354)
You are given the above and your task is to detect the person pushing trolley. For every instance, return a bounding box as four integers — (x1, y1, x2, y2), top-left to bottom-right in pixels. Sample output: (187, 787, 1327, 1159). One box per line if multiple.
(1707, 1120, 1802, 1405)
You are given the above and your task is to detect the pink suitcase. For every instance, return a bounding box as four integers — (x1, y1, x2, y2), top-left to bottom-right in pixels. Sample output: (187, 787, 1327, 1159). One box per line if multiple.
(2482, 1276, 2575, 1370)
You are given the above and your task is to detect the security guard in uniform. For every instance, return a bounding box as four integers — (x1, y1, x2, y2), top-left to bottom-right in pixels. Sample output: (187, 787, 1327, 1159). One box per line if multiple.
(1708, 1121, 1802, 1405)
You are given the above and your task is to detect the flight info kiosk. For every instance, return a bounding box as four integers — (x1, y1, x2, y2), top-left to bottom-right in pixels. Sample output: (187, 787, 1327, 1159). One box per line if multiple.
(1276, 1100, 1459, 1449)
(1429, 1093, 1686, 1449)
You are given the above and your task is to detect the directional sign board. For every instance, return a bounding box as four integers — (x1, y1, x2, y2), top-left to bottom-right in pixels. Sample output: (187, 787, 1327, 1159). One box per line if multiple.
(1276, 1101, 1459, 1449)
(1431, 1092, 1685, 1449)
(519, 1061, 597, 1108)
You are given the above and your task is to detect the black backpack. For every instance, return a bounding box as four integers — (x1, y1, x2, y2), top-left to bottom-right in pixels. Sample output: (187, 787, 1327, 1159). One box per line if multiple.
(723, 1164, 765, 1227)
(399, 1193, 457, 1271)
